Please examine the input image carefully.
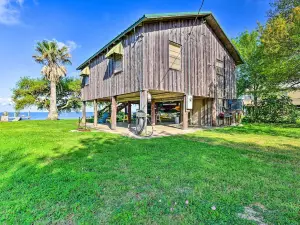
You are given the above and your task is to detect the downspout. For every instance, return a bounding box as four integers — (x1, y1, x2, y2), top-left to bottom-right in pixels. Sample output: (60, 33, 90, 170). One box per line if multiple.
(106, 47, 111, 97)
(134, 26, 143, 94)
(135, 24, 149, 135)
(188, 38, 191, 96)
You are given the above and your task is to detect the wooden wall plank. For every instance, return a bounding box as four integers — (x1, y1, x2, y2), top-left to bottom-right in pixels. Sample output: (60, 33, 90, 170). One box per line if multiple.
(81, 18, 237, 103)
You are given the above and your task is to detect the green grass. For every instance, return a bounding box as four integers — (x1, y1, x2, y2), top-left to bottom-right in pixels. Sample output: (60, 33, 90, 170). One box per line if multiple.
(0, 120, 299, 224)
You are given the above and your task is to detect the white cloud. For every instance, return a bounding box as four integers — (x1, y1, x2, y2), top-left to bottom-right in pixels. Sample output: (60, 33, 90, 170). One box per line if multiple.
(0, 97, 13, 106)
(0, 0, 24, 25)
(57, 40, 80, 52)
(65, 40, 79, 52)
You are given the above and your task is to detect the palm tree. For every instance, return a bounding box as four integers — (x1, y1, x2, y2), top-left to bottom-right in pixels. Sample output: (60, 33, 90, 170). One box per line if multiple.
(33, 40, 72, 120)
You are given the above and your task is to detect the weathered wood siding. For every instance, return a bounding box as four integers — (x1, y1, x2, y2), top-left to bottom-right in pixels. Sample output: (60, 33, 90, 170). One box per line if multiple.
(82, 18, 237, 102)
(191, 98, 213, 126)
(81, 27, 143, 101)
(143, 19, 236, 99)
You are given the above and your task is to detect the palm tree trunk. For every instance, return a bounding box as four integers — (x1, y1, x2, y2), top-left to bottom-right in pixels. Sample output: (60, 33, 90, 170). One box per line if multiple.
(48, 81, 58, 120)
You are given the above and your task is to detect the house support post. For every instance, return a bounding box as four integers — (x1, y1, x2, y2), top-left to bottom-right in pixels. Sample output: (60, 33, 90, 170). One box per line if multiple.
(82, 101, 86, 124)
(128, 101, 132, 124)
(180, 101, 183, 123)
(151, 99, 156, 126)
(212, 98, 217, 126)
(232, 111, 236, 125)
(140, 90, 148, 134)
(93, 99, 98, 127)
(111, 96, 117, 130)
(182, 95, 188, 130)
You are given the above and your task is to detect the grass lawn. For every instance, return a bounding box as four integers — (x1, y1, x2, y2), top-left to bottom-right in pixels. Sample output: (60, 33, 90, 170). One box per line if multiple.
(0, 120, 299, 224)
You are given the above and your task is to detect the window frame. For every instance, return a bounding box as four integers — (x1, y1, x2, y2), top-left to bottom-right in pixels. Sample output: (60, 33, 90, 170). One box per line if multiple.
(113, 54, 123, 75)
(168, 41, 182, 71)
(82, 75, 89, 86)
(216, 59, 225, 76)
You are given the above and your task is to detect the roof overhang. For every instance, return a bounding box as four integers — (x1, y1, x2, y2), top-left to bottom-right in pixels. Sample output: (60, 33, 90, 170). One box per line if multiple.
(77, 12, 243, 70)
(204, 14, 243, 65)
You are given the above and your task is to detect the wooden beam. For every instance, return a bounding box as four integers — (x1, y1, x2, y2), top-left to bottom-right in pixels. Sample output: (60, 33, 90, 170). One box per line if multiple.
(93, 99, 98, 127)
(117, 97, 140, 103)
(151, 100, 156, 126)
(212, 98, 217, 126)
(180, 101, 183, 123)
(151, 93, 184, 100)
(140, 90, 148, 113)
(182, 96, 188, 130)
(232, 111, 236, 124)
(111, 96, 117, 130)
(152, 98, 183, 103)
(128, 101, 132, 124)
(82, 101, 86, 124)
(140, 90, 148, 134)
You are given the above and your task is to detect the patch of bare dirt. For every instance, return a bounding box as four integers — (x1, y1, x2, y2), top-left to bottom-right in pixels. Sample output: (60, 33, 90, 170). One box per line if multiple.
(238, 203, 269, 225)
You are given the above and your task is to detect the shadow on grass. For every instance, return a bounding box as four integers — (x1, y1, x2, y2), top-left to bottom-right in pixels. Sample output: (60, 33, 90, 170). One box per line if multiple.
(211, 123, 300, 139)
(182, 133, 300, 166)
(1, 132, 299, 224)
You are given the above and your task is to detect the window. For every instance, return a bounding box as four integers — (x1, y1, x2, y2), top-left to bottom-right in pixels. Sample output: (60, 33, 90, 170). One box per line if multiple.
(82, 76, 89, 86)
(216, 59, 224, 75)
(169, 41, 181, 71)
(113, 55, 123, 74)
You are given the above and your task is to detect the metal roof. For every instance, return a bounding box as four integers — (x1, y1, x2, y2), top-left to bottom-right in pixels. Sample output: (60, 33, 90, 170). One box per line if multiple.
(77, 12, 243, 70)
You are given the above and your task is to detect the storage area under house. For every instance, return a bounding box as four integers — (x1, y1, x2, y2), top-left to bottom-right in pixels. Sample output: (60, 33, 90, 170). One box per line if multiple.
(77, 12, 243, 133)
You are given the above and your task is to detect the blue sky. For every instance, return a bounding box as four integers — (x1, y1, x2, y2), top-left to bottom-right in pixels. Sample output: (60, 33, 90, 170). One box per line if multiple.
(0, 0, 270, 112)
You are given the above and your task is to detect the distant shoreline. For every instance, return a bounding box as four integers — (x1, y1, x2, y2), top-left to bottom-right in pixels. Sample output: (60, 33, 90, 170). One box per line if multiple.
(1, 112, 94, 120)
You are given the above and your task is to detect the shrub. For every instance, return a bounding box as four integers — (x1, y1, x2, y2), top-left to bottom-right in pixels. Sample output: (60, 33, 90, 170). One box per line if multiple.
(117, 111, 125, 122)
(243, 95, 299, 123)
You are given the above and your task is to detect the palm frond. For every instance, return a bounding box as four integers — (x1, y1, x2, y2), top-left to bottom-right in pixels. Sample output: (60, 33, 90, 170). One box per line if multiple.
(33, 40, 72, 83)
(41, 65, 67, 83)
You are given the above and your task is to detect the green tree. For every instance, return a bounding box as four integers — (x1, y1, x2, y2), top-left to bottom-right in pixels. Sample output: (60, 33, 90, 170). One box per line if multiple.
(12, 77, 82, 113)
(268, 0, 300, 19)
(260, 6, 300, 89)
(232, 31, 267, 120)
(233, 0, 299, 123)
(32, 40, 72, 120)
